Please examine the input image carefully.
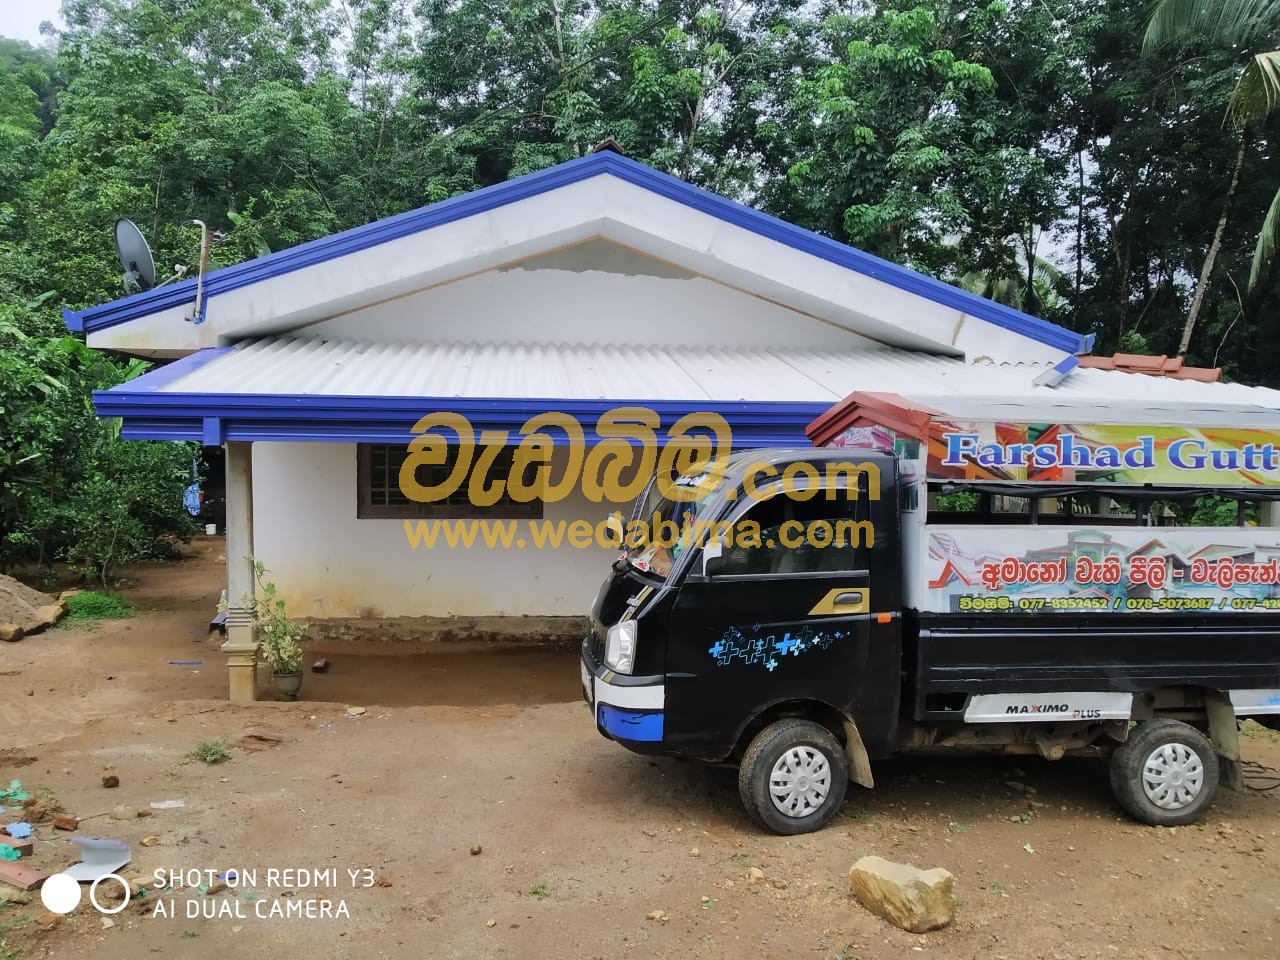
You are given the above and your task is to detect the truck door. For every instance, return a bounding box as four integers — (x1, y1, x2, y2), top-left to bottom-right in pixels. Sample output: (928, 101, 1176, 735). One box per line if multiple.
(662, 480, 877, 759)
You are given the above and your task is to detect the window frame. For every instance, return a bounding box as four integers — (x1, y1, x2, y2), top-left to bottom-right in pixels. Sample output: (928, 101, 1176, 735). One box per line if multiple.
(355, 443, 544, 520)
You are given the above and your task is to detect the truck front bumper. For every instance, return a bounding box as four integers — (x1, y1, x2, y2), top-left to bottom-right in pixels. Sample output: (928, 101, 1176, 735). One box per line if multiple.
(581, 638, 665, 752)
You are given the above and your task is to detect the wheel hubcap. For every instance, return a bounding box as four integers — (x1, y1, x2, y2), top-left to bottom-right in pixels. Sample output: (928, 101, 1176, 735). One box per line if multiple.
(1141, 742, 1204, 810)
(769, 746, 831, 818)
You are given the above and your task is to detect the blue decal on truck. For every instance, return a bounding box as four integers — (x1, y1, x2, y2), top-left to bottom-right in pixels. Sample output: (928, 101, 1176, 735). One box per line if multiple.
(708, 625, 842, 670)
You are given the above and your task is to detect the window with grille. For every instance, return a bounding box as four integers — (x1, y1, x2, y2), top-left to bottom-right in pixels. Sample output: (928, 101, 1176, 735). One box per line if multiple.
(356, 444, 544, 519)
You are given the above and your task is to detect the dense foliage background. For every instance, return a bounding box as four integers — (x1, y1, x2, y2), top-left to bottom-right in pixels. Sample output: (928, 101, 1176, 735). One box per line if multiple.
(3, 0, 1280, 576)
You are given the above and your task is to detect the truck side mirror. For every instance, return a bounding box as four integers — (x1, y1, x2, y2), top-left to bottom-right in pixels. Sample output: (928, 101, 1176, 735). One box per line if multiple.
(703, 554, 728, 578)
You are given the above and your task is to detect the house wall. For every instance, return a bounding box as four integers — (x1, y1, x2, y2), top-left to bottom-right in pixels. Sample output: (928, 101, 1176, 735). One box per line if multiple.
(303, 240, 881, 352)
(250, 442, 620, 618)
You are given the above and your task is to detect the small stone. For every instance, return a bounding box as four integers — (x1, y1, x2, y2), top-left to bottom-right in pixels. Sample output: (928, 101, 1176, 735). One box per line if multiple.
(101, 917, 115, 929)
(747, 867, 766, 882)
(109, 804, 135, 821)
(646, 909, 667, 922)
(848, 855, 955, 933)
(0, 624, 24, 643)
(36, 911, 60, 928)
(52, 816, 78, 831)
(642, 828, 657, 838)
(690, 847, 700, 858)
(470, 845, 482, 856)
(137, 809, 153, 818)
(1005, 781, 1027, 793)
(771, 879, 788, 890)
(485, 919, 497, 928)
(700, 896, 711, 904)
(345, 706, 367, 716)
(140, 836, 159, 847)
(102, 775, 120, 789)
(376, 873, 392, 887)
(206, 880, 227, 895)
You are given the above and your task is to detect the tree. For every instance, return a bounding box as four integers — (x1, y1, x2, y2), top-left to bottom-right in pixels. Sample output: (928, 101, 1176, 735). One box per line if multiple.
(1143, 0, 1280, 354)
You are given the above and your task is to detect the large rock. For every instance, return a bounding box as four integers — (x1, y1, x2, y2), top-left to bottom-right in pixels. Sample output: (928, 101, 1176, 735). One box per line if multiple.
(848, 855, 954, 933)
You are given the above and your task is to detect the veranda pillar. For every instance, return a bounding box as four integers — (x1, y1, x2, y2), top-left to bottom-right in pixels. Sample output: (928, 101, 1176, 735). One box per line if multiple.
(221, 441, 258, 703)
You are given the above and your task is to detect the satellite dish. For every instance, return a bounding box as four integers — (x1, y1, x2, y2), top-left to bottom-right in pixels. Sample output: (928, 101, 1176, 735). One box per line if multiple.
(115, 218, 156, 292)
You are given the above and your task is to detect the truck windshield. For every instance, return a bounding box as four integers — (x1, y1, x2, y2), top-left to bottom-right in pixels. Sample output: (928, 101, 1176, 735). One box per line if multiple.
(625, 474, 729, 581)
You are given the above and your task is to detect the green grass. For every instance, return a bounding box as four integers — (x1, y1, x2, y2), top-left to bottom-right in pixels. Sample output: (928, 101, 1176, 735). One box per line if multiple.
(1241, 719, 1280, 740)
(529, 882, 548, 900)
(186, 738, 230, 764)
(61, 591, 134, 624)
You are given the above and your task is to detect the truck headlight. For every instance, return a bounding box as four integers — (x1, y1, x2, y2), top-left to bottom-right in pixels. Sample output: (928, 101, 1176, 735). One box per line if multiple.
(605, 621, 637, 674)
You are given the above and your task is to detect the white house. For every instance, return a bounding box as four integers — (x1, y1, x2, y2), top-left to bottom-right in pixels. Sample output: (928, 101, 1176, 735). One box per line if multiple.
(70, 148, 1108, 700)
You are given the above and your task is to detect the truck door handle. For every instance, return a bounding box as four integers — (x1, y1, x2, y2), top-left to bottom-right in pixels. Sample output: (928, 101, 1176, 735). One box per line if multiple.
(808, 587, 870, 616)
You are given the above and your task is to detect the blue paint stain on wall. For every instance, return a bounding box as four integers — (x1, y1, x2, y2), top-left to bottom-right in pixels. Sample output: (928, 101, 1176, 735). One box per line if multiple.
(598, 705, 664, 742)
(708, 625, 845, 670)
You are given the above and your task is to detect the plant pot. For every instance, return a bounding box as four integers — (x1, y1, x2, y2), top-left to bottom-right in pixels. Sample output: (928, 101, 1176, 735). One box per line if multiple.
(272, 669, 304, 701)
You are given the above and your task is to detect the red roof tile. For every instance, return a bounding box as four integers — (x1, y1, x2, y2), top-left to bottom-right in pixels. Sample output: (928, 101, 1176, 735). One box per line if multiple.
(1077, 353, 1221, 382)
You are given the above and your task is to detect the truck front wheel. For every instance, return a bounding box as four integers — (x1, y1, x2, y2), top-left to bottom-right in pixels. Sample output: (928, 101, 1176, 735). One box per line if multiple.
(739, 719, 849, 835)
(1110, 718, 1220, 827)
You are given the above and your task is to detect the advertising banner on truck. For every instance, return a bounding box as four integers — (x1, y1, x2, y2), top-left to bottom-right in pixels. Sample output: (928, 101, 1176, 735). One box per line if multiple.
(926, 422, 1280, 487)
(925, 527, 1280, 614)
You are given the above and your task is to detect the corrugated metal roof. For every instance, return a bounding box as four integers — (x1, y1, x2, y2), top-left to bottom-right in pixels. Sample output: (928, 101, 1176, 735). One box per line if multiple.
(145, 337, 1280, 427)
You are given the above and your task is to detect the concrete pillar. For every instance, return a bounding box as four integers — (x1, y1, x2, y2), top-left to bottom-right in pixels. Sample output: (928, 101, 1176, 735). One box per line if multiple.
(220, 441, 258, 703)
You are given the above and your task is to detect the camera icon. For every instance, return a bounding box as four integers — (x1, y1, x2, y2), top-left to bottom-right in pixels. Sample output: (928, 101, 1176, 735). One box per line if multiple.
(40, 871, 131, 915)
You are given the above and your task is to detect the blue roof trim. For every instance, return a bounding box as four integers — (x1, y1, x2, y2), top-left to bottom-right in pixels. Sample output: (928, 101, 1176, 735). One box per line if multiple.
(67, 152, 1093, 355)
(93, 387, 826, 447)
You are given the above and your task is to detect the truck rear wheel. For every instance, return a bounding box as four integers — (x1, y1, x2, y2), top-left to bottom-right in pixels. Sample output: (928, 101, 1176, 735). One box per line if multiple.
(1110, 718, 1219, 827)
(738, 719, 848, 835)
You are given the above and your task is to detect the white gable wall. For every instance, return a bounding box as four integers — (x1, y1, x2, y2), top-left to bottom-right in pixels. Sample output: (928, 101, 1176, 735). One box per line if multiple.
(87, 174, 1067, 363)
(303, 241, 882, 351)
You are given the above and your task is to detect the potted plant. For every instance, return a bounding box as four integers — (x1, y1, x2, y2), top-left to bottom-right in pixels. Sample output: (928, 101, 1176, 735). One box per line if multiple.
(222, 561, 306, 700)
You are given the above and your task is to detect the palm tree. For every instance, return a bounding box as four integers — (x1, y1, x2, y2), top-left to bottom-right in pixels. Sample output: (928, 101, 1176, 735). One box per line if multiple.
(1143, 0, 1280, 355)
(960, 248, 1069, 316)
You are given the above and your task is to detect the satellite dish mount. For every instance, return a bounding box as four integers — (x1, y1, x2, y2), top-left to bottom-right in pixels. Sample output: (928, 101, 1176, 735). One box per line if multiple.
(187, 220, 211, 325)
(113, 218, 190, 296)
(115, 219, 156, 293)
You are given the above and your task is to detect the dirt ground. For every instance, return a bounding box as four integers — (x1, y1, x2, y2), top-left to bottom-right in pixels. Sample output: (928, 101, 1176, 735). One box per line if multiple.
(2, 539, 1280, 960)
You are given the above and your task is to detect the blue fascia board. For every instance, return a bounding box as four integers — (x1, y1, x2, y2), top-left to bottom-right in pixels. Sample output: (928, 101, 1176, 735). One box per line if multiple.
(95, 389, 827, 446)
(121, 423, 815, 447)
(67, 152, 1092, 355)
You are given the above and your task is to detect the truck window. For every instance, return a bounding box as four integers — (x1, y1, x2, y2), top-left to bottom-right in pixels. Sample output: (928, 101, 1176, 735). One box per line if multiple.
(710, 488, 869, 577)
